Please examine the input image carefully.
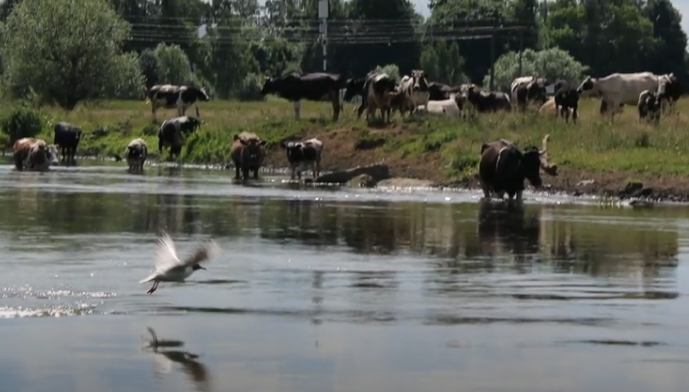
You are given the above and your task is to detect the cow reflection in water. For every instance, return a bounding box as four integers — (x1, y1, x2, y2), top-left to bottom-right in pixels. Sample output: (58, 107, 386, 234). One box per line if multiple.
(477, 200, 541, 266)
(144, 327, 211, 392)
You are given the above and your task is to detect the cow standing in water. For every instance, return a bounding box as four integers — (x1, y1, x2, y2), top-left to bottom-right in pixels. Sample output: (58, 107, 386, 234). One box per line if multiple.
(13, 138, 59, 172)
(125, 138, 148, 172)
(280, 138, 324, 180)
(157, 116, 201, 161)
(230, 132, 267, 181)
(478, 135, 558, 202)
(146, 85, 210, 121)
(260, 73, 347, 121)
(53, 121, 83, 165)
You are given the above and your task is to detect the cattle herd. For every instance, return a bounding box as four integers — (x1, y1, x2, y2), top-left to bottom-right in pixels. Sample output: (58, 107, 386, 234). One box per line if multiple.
(8, 71, 682, 202)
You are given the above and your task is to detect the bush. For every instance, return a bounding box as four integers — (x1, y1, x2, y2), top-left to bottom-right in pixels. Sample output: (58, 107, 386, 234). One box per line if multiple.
(0, 106, 44, 146)
(236, 73, 265, 101)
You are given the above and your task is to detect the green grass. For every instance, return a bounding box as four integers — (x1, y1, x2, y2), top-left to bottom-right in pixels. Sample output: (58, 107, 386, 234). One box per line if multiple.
(4, 96, 689, 179)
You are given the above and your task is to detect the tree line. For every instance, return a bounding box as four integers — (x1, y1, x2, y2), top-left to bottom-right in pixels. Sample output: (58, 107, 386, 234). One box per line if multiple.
(0, 0, 686, 110)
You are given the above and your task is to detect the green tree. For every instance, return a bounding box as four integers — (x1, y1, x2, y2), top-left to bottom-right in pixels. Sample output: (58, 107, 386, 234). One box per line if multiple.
(154, 43, 192, 85)
(1, 0, 134, 109)
(484, 47, 588, 90)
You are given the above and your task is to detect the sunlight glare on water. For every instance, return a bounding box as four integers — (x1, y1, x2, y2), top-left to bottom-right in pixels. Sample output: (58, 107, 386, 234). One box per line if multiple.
(0, 163, 687, 392)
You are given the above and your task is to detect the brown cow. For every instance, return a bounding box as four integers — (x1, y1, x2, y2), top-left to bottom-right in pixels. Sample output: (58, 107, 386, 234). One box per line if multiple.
(13, 138, 59, 172)
(230, 132, 267, 180)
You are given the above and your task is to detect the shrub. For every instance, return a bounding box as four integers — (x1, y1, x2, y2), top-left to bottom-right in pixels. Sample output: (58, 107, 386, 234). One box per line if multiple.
(0, 106, 44, 146)
(236, 73, 265, 101)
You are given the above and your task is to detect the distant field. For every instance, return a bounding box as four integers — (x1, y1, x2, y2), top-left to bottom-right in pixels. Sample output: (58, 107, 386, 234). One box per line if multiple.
(4, 95, 689, 188)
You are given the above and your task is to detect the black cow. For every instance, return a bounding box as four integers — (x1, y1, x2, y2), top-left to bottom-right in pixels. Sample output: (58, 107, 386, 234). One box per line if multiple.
(426, 82, 470, 101)
(260, 72, 347, 121)
(146, 84, 210, 121)
(280, 138, 323, 180)
(638, 90, 661, 124)
(466, 86, 512, 114)
(552, 80, 579, 123)
(478, 135, 558, 202)
(53, 121, 83, 164)
(157, 116, 201, 160)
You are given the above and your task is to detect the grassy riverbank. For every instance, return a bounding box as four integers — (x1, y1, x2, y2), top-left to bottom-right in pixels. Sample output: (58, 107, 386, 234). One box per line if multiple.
(6, 97, 689, 198)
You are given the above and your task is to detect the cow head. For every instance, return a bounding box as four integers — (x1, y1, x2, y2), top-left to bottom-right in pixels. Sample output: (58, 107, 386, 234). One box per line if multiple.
(576, 76, 600, 96)
(260, 77, 276, 96)
(280, 140, 305, 162)
(183, 116, 202, 133)
(527, 81, 547, 104)
(411, 70, 428, 91)
(344, 78, 365, 102)
(194, 87, 210, 102)
(235, 134, 267, 163)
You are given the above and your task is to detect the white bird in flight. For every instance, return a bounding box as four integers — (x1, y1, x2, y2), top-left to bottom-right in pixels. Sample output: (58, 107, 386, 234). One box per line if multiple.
(140, 232, 220, 295)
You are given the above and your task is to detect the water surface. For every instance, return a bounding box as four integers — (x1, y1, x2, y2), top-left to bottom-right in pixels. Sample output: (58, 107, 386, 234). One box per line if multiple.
(0, 164, 687, 392)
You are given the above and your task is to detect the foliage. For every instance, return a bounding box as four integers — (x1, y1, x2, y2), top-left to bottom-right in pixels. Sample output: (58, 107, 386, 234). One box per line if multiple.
(0, 106, 43, 146)
(374, 64, 401, 83)
(0, 0, 687, 104)
(112, 52, 146, 100)
(484, 48, 589, 90)
(139, 49, 162, 89)
(153, 43, 192, 85)
(1, 0, 131, 109)
(236, 73, 266, 101)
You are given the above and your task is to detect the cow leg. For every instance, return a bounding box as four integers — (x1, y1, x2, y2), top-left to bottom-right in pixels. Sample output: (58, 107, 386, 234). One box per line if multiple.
(515, 191, 523, 203)
(234, 166, 241, 180)
(242, 167, 249, 181)
(253, 168, 259, 179)
(331, 92, 340, 122)
(290, 164, 296, 180)
(480, 181, 491, 200)
(293, 101, 301, 120)
(315, 160, 321, 179)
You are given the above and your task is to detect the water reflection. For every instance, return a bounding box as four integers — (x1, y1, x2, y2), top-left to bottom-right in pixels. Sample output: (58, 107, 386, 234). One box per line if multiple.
(0, 184, 681, 282)
(144, 327, 211, 392)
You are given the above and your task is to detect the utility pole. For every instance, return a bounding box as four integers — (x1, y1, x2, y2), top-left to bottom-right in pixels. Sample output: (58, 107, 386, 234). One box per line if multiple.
(318, 0, 328, 71)
(518, 28, 524, 76)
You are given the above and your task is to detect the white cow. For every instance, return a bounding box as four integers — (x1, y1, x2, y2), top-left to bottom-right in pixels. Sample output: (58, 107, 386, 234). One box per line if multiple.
(418, 96, 461, 116)
(577, 72, 661, 119)
(397, 70, 430, 115)
(510, 76, 536, 102)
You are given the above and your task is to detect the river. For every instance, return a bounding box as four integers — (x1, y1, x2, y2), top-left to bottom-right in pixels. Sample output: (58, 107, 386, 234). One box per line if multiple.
(0, 164, 687, 392)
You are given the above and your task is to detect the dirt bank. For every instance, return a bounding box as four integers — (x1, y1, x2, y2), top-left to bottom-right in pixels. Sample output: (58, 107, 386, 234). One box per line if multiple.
(261, 125, 689, 202)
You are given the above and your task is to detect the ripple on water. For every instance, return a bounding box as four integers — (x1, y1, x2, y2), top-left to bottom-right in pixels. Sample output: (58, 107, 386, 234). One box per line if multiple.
(0, 286, 116, 318)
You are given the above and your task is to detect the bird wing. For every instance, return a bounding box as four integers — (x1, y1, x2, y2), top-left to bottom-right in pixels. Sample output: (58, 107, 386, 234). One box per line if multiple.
(182, 239, 220, 267)
(155, 232, 182, 269)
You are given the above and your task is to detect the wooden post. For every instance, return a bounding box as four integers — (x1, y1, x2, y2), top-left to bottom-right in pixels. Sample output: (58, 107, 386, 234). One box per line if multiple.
(489, 33, 496, 91)
(518, 28, 524, 76)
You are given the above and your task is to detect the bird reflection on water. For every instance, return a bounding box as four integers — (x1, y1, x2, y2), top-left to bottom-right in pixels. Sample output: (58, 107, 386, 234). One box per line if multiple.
(143, 327, 211, 392)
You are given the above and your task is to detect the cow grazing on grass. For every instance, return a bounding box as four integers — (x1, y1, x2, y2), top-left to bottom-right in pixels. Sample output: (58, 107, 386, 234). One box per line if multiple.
(466, 86, 512, 114)
(638, 90, 661, 124)
(656, 73, 681, 114)
(53, 121, 83, 164)
(230, 132, 267, 181)
(261, 73, 347, 121)
(396, 70, 430, 115)
(157, 116, 201, 161)
(511, 76, 548, 111)
(146, 84, 210, 121)
(125, 138, 148, 172)
(478, 135, 558, 202)
(280, 138, 323, 180)
(552, 81, 579, 123)
(13, 138, 59, 172)
(577, 72, 661, 120)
